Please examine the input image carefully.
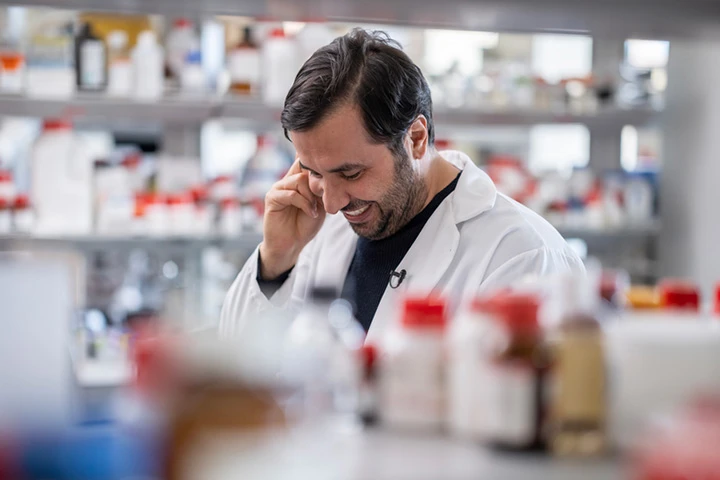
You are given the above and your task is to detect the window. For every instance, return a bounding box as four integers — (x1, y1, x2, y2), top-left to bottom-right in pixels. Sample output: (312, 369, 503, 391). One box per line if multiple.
(531, 34, 593, 84)
(625, 39, 670, 69)
(528, 124, 590, 174)
(424, 29, 499, 76)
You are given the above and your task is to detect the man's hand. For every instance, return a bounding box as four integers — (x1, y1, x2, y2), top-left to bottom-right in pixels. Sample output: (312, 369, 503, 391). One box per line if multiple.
(259, 160, 325, 279)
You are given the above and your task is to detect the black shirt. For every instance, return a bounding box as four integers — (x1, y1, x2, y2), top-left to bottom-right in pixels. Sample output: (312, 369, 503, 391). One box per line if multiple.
(341, 172, 461, 331)
(258, 171, 462, 332)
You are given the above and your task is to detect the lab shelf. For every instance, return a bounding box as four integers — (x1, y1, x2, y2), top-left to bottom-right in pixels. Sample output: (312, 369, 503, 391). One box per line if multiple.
(557, 221, 661, 240)
(0, 93, 221, 125)
(1, 0, 719, 38)
(0, 94, 660, 130)
(0, 233, 264, 252)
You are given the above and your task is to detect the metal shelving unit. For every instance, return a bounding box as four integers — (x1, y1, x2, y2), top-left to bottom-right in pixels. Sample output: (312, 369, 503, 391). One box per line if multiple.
(2, 0, 720, 38)
(557, 221, 661, 241)
(0, 94, 660, 131)
(0, 233, 263, 252)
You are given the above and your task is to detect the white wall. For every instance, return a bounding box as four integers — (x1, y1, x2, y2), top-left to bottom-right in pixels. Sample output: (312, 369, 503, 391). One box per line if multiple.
(661, 37, 720, 293)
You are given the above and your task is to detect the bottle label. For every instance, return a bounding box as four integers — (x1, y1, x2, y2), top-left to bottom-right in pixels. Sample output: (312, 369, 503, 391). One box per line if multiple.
(380, 353, 444, 428)
(81, 40, 106, 87)
(229, 49, 261, 84)
(552, 333, 605, 422)
(481, 363, 535, 445)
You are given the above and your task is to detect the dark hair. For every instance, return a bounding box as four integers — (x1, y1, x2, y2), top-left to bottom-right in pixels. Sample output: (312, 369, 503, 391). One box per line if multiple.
(281, 28, 435, 158)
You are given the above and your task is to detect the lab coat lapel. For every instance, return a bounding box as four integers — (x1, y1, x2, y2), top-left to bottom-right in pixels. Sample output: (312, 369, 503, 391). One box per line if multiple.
(367, 200, 459, 342)
(313, 216, 358, 291)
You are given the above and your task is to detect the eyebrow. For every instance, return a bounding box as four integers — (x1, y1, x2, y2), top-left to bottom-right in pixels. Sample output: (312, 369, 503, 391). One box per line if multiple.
(299, 161, 365, 175)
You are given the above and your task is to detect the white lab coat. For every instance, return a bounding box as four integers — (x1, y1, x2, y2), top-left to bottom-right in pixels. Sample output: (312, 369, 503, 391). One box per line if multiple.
(220, 150, 584, 343)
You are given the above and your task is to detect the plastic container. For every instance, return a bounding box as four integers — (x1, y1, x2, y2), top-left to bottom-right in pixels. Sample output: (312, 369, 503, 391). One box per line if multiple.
(0, 198, 11, 234)
(132, 31, 164, 100)
(219, 197, 242, 238)
(0, 170, 15, 204)
(239, 135, 291, 203)
(75, 22, 106, 92)
(296, 21, 335, 63)
(379, 296, 448, 431)
(478, 293, 547, 450)
(548, 273, 607, 457)
(209, 175, 237, 203)
(25, 33, 75, 99)
(447, 297, 504, 440)
(261, 28, 297, 106)
(0, 41, 25, 93)
(107, 30, 132, 97)
(180, 51, 205, 94)
(165, 19, 198, 82)
(624, 173, 654, 223)
(167, 193, 195, 236)
(447, 297, 498, 439)
(12, 194, 35, 234)
(228, 26, 261, 95)
(283, 287, 363, 424)
(144, 193, 169, 237)
(31, 120, 93, 235)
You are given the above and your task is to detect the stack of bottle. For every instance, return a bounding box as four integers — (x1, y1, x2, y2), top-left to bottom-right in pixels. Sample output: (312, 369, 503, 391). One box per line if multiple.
(6, 119, 291, 238)
(0, 16, 337, 105)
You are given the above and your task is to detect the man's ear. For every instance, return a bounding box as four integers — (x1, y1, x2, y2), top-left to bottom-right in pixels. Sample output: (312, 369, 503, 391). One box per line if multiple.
(407, 115, 429, 160)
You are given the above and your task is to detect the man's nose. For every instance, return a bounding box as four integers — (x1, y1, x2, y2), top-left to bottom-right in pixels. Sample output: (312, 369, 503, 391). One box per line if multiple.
(312, 180, 348, 215)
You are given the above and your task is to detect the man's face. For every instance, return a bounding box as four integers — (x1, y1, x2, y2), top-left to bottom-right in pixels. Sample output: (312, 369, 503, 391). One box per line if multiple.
(290, 104, 427, 240)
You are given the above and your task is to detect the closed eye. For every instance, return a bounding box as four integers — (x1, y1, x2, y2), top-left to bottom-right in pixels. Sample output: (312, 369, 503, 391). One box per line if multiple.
(299, 162, 322, 178)
(341, 171, 363, 181)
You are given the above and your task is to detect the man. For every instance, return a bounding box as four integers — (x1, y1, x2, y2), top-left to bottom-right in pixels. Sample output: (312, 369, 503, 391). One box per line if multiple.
(221, 29, 583, 342)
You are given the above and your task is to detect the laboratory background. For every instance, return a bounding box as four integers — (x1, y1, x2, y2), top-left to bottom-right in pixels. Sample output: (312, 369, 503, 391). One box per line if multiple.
(1, 1, 720, 479)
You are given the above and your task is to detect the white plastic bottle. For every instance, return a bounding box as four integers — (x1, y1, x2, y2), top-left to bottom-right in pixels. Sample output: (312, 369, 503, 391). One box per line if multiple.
(447, 297, 497, 439)
(12, 194, 35, 234)
(31, 120, 93, 236)
(132, 30, 164, 101)
(107, 30, 132, 97)
(262, 28, 298, 106)
(239, 135, 292, 203)
(0, 198, 11, 234)
(180, 51, 205, 94)
(284, 287, 364, 426)
(165, 19, 198, 82)
(296, 21, 335, 63)
(379, 296, 448, 431)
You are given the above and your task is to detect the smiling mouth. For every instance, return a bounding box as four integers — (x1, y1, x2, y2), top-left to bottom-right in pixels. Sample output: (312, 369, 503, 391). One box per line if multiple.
(344, 205, 370, 217)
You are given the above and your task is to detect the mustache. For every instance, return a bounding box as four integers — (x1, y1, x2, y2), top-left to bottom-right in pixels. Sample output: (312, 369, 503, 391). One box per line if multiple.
(341, 201, 372, 212)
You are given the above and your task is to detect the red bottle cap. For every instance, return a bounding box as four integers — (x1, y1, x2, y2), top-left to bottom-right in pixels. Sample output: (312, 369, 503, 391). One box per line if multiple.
(42, 119, 72, 131)
(220, 197, 240, 209)
(714, 283, 720, 316)
(359, 344, 377, 371)
(401, 296, 447, 330)
(0, 198, 8, 210)
(13, 194, 29, 209)
(166, 193, 193, 206)
(213, 175, 233, 184)
(174, 18, 192, 28)
(189, 185, 209, 203)
(658, 279, 700, 312)
(0, 170, 12, 182)
(434, 139, 451, 150)
(269, 28, 286, 39)
(491, 293, 540, 334)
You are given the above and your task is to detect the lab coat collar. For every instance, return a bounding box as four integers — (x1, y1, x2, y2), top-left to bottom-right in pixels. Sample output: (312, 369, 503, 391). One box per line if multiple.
(440, 149, 498, 222)
(366, 150, 498, 341)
